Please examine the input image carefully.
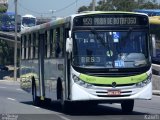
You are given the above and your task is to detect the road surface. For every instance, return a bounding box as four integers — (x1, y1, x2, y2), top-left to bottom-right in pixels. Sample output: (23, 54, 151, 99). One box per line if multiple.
(0, 80, 160, 120)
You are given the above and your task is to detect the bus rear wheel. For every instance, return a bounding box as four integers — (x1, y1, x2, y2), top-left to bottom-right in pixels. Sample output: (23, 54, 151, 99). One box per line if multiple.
(32, 84, 38, 105)
(121, 100, 134, 113)
(32, 80, 40, 106)
(57, 79, 65, 106)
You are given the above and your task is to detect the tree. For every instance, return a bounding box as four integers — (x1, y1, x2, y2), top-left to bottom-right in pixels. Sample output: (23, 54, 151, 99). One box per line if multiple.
(0, 40, 14, 65)
(78, 6, 89, 13)
(0, 4, 8, 13)
(139, 1, 160, 9)
(78, 2, 94, 13)
(78, 0, 160, 12)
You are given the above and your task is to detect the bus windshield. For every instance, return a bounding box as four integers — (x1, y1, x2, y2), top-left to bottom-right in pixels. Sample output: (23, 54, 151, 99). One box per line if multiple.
(73, 30, 149, 68)
(22, 17, 36, 27)
(2, 14, 15, 25)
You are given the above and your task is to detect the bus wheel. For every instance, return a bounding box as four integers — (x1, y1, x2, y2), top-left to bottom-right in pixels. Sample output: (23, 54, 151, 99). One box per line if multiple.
(32, 79, 39, 106)
(57, 79, 64, 105)
(121, 100, 134, 113)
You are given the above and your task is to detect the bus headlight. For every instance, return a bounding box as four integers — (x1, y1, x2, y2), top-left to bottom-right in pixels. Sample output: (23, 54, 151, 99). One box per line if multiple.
(136, 74, 152, 88)
(72, 74, 93, 88)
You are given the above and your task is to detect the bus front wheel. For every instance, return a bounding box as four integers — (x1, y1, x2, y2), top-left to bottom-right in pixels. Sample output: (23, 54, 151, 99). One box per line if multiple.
(121, 100, 134, 113)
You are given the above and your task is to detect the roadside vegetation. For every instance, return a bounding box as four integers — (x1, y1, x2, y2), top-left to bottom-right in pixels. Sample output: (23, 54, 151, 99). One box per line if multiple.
(78, 0, 160, 13)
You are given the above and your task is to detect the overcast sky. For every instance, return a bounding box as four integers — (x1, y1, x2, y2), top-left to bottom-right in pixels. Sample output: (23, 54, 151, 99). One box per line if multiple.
(7, 0, 92, 18)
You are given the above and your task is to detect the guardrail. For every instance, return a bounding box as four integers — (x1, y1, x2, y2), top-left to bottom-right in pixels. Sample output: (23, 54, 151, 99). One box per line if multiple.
(0, 31, 20, 43)
(152, 64, 160, 75)
(152, 64, 160, 93)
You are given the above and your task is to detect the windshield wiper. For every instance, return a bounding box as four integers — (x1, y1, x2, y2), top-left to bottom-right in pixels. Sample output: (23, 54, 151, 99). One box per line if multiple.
(91, 29, 114, 67)
(134, 60, 147, 67)
(91, 29, 105, 47)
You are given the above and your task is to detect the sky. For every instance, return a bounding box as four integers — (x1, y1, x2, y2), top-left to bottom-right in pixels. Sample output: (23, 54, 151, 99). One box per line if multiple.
(7, 0, 92, 18)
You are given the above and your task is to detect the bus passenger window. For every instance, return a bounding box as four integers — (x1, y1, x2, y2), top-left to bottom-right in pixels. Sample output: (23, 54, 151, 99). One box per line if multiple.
(47, 30, 50, 58)
(30, 34, 33, 59)
(51, 29, 56, 58)
(50, 29, 53, 57)
(21, 36, 25, 59)
(35, 33, 39, 59)
(24, 35, 27, 59)
(33, 33, 36, 59)
(28, 34, 31, 59)
(44, 31, 47, 58)
(26, 35, 29, 59)
(60, 27, 64, 57)
(55, 28, 61, 58)
(55, 42, 61, 58)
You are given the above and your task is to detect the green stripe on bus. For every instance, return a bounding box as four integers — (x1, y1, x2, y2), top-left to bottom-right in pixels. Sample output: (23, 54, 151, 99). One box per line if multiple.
(79, 73, 148, 85)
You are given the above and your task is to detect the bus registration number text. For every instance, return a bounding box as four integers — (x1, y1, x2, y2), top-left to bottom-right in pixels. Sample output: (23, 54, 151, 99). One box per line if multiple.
(108, 90, 121, 96)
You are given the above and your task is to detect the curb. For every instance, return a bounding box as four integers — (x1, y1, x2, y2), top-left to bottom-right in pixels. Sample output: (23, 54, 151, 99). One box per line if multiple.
(153, 90, 160, 96)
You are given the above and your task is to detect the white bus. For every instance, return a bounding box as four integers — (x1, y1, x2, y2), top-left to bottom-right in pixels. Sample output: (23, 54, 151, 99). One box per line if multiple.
(20, 11, 152, 113)
(21, 14, 36, 31)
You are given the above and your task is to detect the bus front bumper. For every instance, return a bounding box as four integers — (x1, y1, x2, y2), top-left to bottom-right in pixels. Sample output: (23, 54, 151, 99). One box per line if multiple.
(70, 82, 152, 101)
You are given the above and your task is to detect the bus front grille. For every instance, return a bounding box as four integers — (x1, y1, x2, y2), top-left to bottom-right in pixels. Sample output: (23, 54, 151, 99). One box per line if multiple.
(86, 84, 137, 97)
(97, 95, 131, 97)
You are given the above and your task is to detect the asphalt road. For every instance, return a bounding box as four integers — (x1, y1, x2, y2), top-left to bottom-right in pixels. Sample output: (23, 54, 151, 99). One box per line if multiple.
(0, 80, 160, 120)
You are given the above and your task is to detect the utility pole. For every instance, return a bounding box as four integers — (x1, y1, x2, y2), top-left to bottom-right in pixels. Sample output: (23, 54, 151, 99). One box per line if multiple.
(14, 0, 18, 81)
(49, 10, 56, 20)
(92, 0, 96, 11)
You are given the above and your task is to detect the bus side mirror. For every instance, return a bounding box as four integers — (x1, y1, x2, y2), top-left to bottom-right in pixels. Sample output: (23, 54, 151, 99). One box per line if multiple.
(66, 30, 73, 53)
(66, 38, 73, 53)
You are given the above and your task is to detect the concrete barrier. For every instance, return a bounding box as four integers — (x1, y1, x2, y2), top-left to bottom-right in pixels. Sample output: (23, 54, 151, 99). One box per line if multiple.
(152, 75, 160, 90)
(152, 64, 160, 75)
(152, 64, 160, 95)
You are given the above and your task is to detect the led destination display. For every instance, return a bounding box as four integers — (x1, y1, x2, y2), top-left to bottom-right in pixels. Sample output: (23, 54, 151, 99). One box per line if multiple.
(74, 14, 148, 26)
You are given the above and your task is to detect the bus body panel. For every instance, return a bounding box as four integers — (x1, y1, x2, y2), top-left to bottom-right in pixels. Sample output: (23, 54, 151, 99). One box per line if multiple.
(71, 82, 152, 101)
(20, 59, 40, 96)
(43, 58, 65, 100)
(70, 67, 152, 101)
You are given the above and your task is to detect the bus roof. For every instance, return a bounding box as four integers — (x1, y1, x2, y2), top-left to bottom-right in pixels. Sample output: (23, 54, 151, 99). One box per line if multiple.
(22, 14, 36, 18)
(21, 11, 148, 35)
(4, 12, 15, 15)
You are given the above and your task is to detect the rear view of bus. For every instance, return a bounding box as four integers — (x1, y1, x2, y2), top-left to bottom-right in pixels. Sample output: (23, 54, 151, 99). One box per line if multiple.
(68, 12, 152, 113)
(21, 14, 36, 31)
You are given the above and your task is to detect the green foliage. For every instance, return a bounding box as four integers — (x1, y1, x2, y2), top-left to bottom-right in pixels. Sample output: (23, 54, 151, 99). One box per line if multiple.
(0, 4, 8, 13)
(78, 0, 160, 12)
(78, 6, 89, 13)
(0, 40, 14, 65)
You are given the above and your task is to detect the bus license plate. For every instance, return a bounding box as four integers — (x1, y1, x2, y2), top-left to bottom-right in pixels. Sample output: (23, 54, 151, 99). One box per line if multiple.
(108, 90, 121, 95)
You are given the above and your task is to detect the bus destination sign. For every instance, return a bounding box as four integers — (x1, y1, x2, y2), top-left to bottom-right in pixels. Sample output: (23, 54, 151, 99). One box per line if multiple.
(74, 14, 148, 26)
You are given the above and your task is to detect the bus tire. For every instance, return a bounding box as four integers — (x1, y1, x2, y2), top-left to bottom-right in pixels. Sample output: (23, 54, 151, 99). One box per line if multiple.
(56, 78, 65, 105)
(32, 78, 39, 106)
(121, 100, 134, 113)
